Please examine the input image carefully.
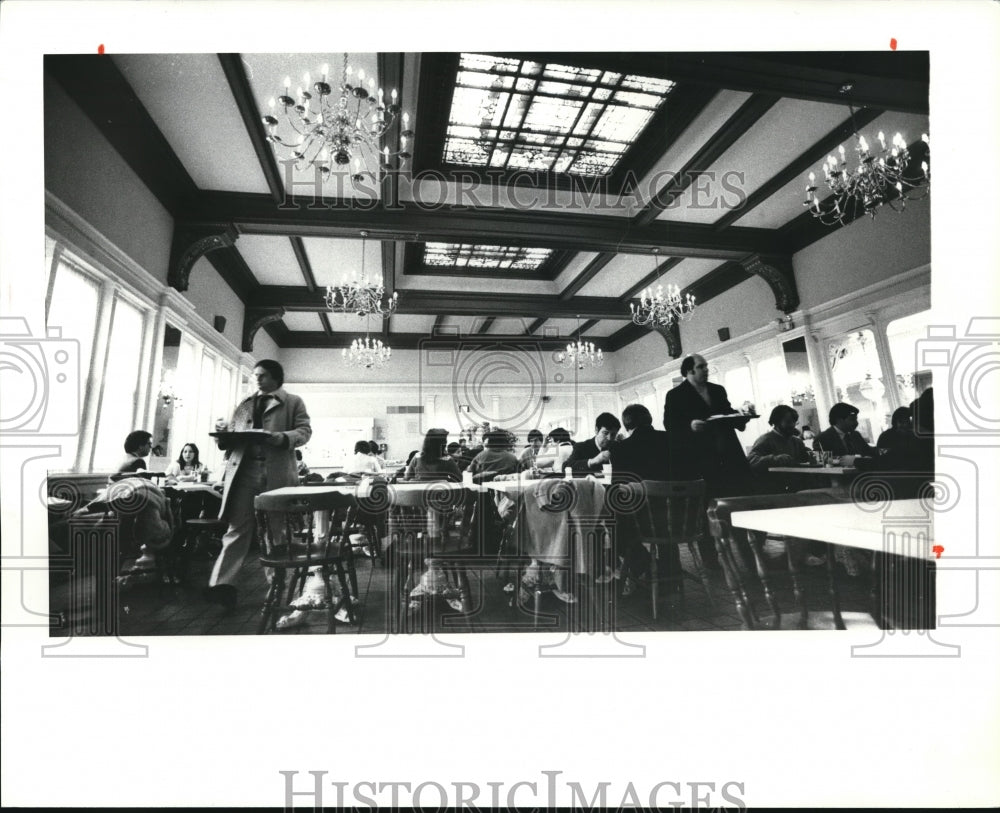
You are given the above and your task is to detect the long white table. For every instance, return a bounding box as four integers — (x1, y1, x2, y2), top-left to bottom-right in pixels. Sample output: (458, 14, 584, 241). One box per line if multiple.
(731, 498, 934, 559)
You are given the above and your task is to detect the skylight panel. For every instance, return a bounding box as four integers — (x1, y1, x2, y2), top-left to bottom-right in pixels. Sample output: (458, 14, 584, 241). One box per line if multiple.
(443, 53, 676, 177)
(424, 243, 554, 272)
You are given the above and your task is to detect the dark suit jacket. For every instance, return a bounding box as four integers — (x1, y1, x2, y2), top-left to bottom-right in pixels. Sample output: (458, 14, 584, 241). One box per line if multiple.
(663, 379, 750, 491)
(565, 437, 602, 475)
(813, 427, 876, 457)
(609, 426, 669, 481)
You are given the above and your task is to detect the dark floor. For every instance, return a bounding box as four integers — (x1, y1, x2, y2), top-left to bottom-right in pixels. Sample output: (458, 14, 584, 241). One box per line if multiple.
(49, 537, 876, 637)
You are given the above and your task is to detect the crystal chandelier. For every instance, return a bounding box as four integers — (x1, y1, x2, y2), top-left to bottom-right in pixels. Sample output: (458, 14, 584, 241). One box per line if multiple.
(804, 106, 929, 226)
(630, 249, 696, 329)
(261, 53, 413, 188)
(343, 316, 392, 370)
(555, 315, 603, 369)
(325, 231, 398, 318)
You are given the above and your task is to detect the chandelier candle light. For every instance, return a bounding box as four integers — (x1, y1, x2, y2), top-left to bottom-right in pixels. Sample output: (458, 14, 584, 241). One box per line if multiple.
(343, 315, 392, 370)
(325, 231, 398, 318)
(555, 315, 604, 370)
(262, 53, 413, 187)
(804, 107, 929, 226)
(630, 248, 696, 329)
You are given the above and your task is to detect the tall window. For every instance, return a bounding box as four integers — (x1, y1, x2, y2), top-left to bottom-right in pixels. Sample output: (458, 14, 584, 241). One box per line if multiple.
(92, 296, 146, 469)
(45, 261, 100, 469)
(887, 309, 933, 406)
(827, 329, 892, 441)
(723, 366, 754, 412)
(755, 356, 789, 424)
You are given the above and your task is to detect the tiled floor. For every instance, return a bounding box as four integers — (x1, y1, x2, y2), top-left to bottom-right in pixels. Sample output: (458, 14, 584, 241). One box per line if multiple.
(50, 538, 875, 637)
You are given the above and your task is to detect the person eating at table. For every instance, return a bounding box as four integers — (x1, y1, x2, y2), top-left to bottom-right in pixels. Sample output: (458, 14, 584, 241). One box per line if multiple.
(204, 360, 312, 610)
(813, 402, 877, 459)
(404, 428, 461, 482)
(468, 429, 520, 483)
(600, 404, 671, 593)
(877, 406, 915, 454)
(518, 429, 545, 471)
(663, 353, 752, 568)
(117, 430, 153, 473)
(348, 440, 382, 475)
(565, 412, 621, 475)
(747, 405, 812, 472)
(165, 442, 208, 483)
(533, 427, 574, 472)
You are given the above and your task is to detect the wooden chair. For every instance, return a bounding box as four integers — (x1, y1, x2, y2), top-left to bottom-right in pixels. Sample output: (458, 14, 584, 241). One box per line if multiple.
(385, 484, 478, 632)
(707, 489, 879, 630)
(623, 479, 712, 620)
(252, 490, 357, 634)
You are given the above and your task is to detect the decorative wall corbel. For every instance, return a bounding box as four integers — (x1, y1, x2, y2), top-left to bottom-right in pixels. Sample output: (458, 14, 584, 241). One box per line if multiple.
(740, 253, 800, 313)
(242, 307, 285, 353)
(654, 319, 682, 359)
(168, 223, 238, 291)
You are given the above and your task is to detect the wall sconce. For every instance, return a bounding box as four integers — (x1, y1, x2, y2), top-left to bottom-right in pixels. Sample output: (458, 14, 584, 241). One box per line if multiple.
(775, 315, 795, 332)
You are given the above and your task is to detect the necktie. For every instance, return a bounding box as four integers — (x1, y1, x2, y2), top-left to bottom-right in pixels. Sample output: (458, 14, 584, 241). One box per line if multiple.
(252, 394, 266, 428)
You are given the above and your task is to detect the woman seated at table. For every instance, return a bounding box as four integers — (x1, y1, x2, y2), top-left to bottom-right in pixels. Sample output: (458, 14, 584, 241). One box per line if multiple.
(404, 428, 461, 482)
(348, 440, 382, 475)
(368, 440, 386, 472)
(165, 443, 209, 483)
(468, 429, 519, 483)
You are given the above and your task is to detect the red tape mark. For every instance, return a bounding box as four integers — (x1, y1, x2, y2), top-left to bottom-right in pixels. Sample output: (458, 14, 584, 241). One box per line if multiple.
(890, 38, 897, 51)
(932, 545, 944, 559)
(98, 44, 105, 54)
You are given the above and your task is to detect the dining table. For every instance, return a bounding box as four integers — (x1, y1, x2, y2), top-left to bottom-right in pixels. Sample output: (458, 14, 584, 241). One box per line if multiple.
(731, 498, 935, 628)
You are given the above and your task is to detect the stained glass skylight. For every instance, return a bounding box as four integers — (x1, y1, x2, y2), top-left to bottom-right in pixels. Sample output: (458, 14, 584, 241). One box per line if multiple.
(424, 243, 553, 271)
(443, 53, 676, 177)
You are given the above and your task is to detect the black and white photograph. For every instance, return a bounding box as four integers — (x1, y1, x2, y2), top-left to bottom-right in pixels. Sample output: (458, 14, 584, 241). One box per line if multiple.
(2, 1, 998, 809)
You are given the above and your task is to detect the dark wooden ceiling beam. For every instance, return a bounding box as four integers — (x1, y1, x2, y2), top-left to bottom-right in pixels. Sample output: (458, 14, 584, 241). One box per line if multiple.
(635, 93, 781, 224)
(253, 287, 632, 320)
(185, 192, 774, 259)
(377, 53, 405, 208)
(218, 53, 285, 201)
(712, 107, 885, 230)
(45, 54, 199, 215)
(477, 316, 495, 334)
(489, 51, 929, 113)
(577, 319, 599, 335)
(620, 256, 685, 302)
(525, 318, 547, 335)
(559, 253, 615, 300)
(280, 331, 585, 350)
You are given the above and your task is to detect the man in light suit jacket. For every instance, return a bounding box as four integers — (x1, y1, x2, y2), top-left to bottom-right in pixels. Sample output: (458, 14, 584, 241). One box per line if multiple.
(204, 359, 312, 608)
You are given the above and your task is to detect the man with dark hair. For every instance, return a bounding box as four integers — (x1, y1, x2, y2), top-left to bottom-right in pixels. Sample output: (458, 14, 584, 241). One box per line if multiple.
(663, 353, 752, 567)
(566, 412, 621, 475)
(518, 428, 545, 471)
(117, 430, 153, 473)
(747, 404, 812, 471)
(610, 404, 669, 480)
(204, 360, 312, 609)
(813, 402, 877, 457)
(601, 404, 670, 591)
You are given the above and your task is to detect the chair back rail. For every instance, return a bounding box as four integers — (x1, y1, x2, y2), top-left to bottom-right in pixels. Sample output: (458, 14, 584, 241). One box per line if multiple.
(707, 488, 861, 630)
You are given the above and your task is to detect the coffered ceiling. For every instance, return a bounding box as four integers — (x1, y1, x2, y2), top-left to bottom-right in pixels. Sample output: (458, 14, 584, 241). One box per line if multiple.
(45, 50, 929, 354)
